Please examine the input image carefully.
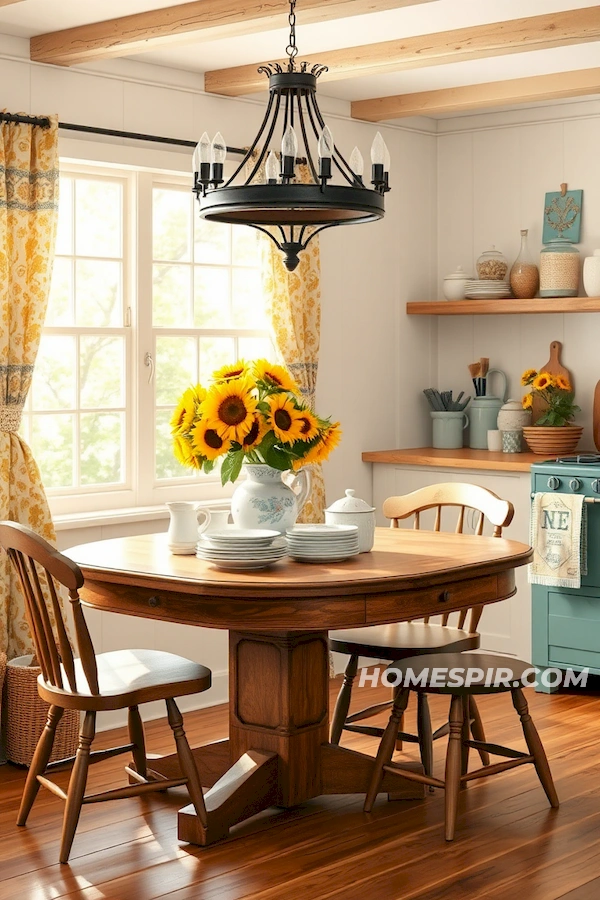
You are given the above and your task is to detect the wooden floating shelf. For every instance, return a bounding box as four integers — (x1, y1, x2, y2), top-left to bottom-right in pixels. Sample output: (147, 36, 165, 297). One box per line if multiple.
(406, 298, 600, 315)
(362, 447, 540, 473)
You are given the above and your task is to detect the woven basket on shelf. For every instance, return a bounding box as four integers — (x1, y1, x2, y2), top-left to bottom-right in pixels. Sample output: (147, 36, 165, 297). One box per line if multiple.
(5, 655, 80, 767)
(0, 651, 6, 750)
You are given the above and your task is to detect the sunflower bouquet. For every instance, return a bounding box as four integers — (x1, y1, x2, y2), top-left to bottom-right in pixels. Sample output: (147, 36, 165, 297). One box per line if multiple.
(170, 359, 341, 485)
(521, 368, 580, 426)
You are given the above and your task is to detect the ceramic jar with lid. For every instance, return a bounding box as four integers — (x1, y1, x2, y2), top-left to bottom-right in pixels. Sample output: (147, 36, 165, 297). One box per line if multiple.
(583, 249, 600, 298)
(497, 399, 532, 432)
(442, 265, 471, 301)
(325, 489, 376, 552)
(476, 246, 508, 281)
(539, 239, 580, 297)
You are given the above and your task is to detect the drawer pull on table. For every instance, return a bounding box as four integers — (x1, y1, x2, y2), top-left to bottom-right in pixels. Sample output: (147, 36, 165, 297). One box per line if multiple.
(148, 595, 161, 608)
(439, 590, 450, 604)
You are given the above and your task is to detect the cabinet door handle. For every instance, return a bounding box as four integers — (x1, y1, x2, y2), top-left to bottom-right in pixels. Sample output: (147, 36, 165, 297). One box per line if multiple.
(438, 590, 450, 604)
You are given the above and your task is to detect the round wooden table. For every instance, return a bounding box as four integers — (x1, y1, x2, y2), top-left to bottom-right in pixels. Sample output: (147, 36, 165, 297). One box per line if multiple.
(70, 527, 532, 846)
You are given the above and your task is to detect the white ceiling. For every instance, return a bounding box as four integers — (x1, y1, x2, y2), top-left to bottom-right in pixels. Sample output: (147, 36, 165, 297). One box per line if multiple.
(1, 0, 599, 115)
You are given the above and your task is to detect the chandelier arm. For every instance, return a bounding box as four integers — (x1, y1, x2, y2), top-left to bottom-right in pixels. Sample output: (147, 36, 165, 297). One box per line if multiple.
(307, 91, 356, 185)
(277, 225, 288, 243)
(244, 91, 282, 186)
(247, 223, 284, 249)
(305, 91, 354, 187)
(295, 90, 318, 184)
(301, 221, 338, 249)
(224, 89, 277, 187)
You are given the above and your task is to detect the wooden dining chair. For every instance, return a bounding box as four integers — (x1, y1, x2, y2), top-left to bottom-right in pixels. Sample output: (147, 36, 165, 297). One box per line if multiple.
(0, 521, 212, 864)
(329, 483, 514, 780)
(364, 652, 559, 840)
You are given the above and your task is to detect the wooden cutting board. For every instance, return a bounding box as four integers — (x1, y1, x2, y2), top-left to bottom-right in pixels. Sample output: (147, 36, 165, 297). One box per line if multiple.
(531, 341, 572, 424)
(594, 380, 600, 451)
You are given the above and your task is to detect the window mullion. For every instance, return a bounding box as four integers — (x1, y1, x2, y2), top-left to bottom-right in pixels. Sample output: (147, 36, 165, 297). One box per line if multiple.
(136, 170, 155, 507)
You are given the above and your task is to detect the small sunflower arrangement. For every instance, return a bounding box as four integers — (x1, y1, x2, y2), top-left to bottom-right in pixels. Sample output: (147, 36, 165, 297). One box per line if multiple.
(170, 359, 341, 484)
(521, 368, 580, 426)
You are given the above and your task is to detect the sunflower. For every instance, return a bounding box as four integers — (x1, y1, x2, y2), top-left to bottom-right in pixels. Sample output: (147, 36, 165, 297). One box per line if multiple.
(253, 359, 299, 394)
(266, 393, 305, 444)
(533, 373, 554, 391)
(170, 385, 203, 434)
(521, 368, 538, 386)
(173, 434, 202, 469)
(301, 422, 342, 465)
(212, 359, 250, 382)
(522, 393, 533, 410)
(202, 377, 257, 442)
(296, 409, 320, 441)
(555, 374, 572, 392)
(241, 414, 267, 451)
(191, 421, 231, 460)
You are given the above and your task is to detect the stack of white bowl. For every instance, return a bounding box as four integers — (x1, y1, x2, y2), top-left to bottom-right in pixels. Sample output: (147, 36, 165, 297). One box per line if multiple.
(464, 279, 511, 300)
(285, 524, 360, 563)
(196, 528, 286, 570)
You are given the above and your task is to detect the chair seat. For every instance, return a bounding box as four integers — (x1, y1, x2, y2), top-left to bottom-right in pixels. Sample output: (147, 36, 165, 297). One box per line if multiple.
(38, 649, 212, 711)
(384, 651, 534, 695)
(329, 622, 480, 660)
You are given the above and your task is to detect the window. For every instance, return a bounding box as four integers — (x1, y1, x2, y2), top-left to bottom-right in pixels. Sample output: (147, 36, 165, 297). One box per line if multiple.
(20, 164, 273, 515)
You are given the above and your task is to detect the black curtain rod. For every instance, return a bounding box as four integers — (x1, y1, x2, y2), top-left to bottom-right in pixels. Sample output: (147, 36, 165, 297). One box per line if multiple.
(0, 112, 247, 157)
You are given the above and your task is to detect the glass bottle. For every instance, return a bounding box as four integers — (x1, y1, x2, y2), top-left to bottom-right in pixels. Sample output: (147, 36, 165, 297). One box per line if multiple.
(476, 246, 508, 281)
(510, 229, 539, 299)
(539, 238, 580, 298)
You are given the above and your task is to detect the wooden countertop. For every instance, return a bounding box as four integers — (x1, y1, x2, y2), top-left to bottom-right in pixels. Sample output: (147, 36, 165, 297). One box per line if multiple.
(362, 447, 540, 472)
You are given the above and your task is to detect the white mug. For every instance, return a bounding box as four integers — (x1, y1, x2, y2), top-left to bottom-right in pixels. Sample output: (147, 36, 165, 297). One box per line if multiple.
(167, 502, 210, 554)
(487, 430, 502, 452)
(198, 508, 231, 536)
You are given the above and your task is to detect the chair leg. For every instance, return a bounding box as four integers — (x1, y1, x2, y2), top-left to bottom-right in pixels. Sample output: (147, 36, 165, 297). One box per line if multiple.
(469, 696, 490, 766)
(364, 688, 410, 813)
(166, 698, 208, 828)
(511, 688, 559, 809)
(127, 705, 148, 779)
(461, 698, 471, 782)
(416, 693, 434, 790)
(60, 711, 96, 864)
(330, 654, 359, 745)
(444, 695, 464, 841)
(17, 704, 64, 827)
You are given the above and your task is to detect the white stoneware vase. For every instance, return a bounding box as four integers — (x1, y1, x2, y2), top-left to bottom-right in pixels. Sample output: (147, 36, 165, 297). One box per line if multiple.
(230, 464, 311, 533)
(325, 489, 376, 552)
(583, 250, 600, 298)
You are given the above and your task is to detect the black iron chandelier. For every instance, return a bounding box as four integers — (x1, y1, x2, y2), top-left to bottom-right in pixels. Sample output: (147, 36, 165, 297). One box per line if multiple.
(192, 0, 390, 272)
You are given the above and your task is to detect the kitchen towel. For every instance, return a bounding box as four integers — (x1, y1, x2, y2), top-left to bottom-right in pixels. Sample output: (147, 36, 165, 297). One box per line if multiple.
(529, 492, 587, 589)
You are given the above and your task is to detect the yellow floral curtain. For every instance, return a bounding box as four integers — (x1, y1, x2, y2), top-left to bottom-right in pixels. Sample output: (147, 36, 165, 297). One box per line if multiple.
(261, 164, 326, 523)
(0, 114, 61, 659)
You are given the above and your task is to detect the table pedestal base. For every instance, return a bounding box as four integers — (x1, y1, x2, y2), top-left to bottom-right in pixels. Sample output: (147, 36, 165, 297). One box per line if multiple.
(165, 630, 423, 845)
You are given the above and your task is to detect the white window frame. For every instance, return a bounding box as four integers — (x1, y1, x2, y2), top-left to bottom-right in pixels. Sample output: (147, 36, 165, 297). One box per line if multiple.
(28, 143, 271, 518)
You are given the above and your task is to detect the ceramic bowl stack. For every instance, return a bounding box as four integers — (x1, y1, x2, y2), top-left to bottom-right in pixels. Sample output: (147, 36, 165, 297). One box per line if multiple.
(196, 528, 287, 570)
(285, 524, 360, 563)
(464, 279, 512, 300)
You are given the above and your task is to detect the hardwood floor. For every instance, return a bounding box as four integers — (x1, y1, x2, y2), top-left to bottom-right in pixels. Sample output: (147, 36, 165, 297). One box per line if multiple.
(1, 673, 600, 900)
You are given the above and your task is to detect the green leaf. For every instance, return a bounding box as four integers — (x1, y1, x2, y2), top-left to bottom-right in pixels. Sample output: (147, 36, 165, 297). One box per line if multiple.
(262, 442, 293, 471)
(203, 459, 215, 474)
(220, 450, 244, 485)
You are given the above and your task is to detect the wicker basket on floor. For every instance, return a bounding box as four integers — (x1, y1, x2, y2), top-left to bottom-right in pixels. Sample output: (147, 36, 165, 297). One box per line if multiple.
(0, 651, 6, 749)
(5, 655, 80, 766)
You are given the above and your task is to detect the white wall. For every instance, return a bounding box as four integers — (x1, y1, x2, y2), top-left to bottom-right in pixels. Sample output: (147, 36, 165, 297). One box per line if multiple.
(435, 99, 600, 450)
(1, 34, 436, 719)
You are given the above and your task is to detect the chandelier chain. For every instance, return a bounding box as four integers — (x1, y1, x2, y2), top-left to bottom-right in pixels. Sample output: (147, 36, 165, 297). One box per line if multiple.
(286, 0, 298, 70)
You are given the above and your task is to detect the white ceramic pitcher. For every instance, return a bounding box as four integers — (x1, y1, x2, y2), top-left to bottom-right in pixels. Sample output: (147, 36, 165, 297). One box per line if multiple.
(167, 502, 210, 554)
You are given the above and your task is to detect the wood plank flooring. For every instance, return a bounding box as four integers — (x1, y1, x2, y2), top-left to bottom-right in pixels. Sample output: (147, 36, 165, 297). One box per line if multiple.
(1, 674, 600, 900)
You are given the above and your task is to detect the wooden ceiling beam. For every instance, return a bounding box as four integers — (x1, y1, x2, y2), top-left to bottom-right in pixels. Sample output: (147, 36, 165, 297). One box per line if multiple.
(0, 0, 26, 6)
(29, 0, 435, 67)
(351, 67, 600, 121)
(205, 6, 600, 97)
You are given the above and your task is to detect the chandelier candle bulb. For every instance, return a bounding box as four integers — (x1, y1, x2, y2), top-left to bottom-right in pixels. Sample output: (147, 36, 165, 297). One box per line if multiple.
(266, 151, 279, 185)
(370, 131, 386, 187)
(281, 125, 298, 179)
(349, 146, 364, 181)
(318, 126, 333, 180)
(193, 131, 211, 185)
(210, 132, 226, 185)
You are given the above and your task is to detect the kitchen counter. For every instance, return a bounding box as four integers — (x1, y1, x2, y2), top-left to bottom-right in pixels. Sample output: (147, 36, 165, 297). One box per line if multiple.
(362, 447, 539, 473)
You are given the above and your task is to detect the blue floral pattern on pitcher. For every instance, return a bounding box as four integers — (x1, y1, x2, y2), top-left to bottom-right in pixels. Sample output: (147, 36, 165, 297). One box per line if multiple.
(250, 495, 295, 525)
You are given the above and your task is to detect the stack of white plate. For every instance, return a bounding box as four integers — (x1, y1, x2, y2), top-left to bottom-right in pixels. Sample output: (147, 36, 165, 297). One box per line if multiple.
(286, 524, 360, 563)
(196, 528, 287, 570)
(464, 279, 512, 300)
